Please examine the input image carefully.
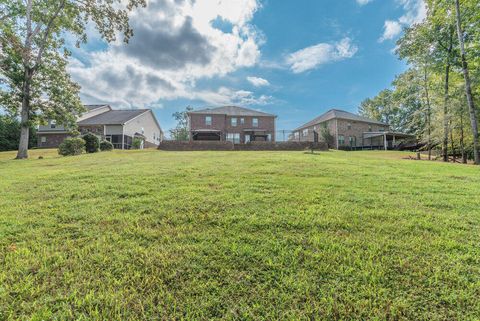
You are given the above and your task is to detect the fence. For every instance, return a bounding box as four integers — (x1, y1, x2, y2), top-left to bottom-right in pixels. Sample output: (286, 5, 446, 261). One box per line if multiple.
(158, 140, 328, 151)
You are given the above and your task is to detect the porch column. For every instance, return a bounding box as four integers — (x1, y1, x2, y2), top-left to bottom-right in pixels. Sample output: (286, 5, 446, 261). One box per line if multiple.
(122, 126, 125, 150)
(393, 135, 396, 147)
(384, 133, 387, 151)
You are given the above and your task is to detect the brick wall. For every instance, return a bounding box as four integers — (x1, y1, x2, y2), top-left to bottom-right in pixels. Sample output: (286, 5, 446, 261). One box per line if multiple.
(37, 133, 69, 148)
(158, 141, 327, 151)
(189, 113, 276, 142)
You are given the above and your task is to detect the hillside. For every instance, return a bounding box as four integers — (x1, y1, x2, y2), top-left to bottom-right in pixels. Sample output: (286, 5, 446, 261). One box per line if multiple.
(1, 149, 479, 320)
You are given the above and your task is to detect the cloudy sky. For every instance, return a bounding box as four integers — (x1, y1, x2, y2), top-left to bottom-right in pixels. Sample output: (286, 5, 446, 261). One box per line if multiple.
(69, 0, 426, 134)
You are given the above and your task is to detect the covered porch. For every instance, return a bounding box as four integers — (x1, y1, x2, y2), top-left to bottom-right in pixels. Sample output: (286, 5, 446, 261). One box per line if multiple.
(191, 129, 222, 141)
(362, 131, 416, 150)
(243, 129, 272, 142)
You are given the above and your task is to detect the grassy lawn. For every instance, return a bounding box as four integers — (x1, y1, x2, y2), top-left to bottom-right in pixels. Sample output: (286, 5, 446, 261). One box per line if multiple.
(1, 149, 479, 320)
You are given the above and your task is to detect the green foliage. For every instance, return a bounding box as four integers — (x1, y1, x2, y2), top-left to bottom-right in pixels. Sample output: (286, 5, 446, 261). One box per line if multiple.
(82, 133, 100, 153)
(0, 115, 37, 151)
(132, 138, 143, 149)
(170, 106, 193, 141)
(319, 123, 334, 147)
(0, 149, 479, 319)
(99, 140, 114, 152)
(58, 137, 85, 156)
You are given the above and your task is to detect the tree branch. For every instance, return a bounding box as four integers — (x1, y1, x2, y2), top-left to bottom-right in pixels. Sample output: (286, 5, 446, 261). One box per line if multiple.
(33, 0, 66, 70)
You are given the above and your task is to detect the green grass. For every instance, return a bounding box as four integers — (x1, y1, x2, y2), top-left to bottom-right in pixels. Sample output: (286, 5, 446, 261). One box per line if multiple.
(1, 149, 479, 320)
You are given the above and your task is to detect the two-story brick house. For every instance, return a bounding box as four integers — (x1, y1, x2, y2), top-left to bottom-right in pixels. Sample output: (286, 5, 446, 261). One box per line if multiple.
(37, 104, 163, 149)
(291, 109, 412, 149)
(188, 106, 276, 143)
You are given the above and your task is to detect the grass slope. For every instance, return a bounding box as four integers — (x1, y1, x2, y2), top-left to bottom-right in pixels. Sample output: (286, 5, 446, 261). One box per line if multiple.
(0, 149, 479, 320)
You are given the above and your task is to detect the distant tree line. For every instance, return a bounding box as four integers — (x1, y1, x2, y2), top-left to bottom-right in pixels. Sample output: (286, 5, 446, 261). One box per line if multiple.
(0, 115, 36, 151)
(360, 0, 479, 164)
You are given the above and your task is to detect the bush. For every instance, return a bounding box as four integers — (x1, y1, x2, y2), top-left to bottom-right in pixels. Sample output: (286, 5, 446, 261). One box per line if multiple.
(83, 133, 100, 153)
(100, 140, 114, 151)
(58, 138, 85, 156)
(132, 138, 143, 149)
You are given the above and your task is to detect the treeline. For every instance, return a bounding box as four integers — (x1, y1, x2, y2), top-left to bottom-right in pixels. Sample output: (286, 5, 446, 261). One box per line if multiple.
(360, 0, 479, 164)
(0, 116, 37, 151)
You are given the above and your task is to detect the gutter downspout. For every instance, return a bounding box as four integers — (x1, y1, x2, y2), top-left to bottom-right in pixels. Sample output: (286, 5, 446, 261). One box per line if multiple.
(335, 119, 339, 149)
(122, 125, 125, 150)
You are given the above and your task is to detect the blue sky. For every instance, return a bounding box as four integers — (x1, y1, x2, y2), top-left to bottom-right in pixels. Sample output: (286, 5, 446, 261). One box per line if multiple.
(69, 0, 426, 135)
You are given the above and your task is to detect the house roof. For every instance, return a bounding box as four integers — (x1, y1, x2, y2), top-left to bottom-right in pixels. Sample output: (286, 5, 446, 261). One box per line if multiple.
(84, 104, 110, 111)
(188, 106, 276, 117)
(294, 109, 389, 131)
(78, 109, 149, 125)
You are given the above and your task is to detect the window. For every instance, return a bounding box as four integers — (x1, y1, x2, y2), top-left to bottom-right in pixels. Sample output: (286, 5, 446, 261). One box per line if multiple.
(252, 118, 258, 127)
(338, 135, 345, 145)
(349, 136, 356, 146)
(347, 123, 352, 130)
(379, 128, 385, 132)
(240, 118, 245, 125)
(302, 129, 308, 137)
(226, 133, 240, 144)
(205, 116, 212, 126)
(231, 117, 237, 127)
(267, 134, 272, 142)
(245, 134, 250, 143)
(41, 136, 46, 143)
(294, 132, 300, 140)
(50, 120, 56, 129)
(141, 127, 144, 134)
(368, 125, 372, 132)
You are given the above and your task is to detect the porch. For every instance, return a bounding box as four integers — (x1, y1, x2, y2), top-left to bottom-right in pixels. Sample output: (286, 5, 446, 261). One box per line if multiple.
(362, 132, 416, 150)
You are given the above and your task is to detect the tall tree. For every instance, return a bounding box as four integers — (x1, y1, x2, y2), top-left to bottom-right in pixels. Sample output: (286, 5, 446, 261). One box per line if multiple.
(454, 0, 480, 164)
(0, 0, 146, 159)
(170, 106, 194, 141)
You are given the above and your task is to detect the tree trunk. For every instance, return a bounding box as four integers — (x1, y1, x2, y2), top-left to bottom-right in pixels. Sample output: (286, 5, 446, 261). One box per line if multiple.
(454, 0, 480, 165)
(450, 124, 456, 163)
(460, 108, 466, 163)
(423, 66, 432, 160)
(442, 61, 451, 162)
(16, 68, 32, 159)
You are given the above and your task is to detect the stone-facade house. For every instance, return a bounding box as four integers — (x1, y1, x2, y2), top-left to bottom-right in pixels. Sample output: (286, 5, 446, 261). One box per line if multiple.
(188, 106, 276, 143)
(291, 109, 412, 150)
(37, 104, 163, 149)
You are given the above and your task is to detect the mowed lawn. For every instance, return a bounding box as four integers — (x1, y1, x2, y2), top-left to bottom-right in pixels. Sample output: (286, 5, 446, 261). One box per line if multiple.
(1, 149, 479, 320)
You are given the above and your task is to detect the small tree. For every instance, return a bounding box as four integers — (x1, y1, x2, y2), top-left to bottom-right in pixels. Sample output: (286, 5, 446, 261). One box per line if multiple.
(170, 106, 193, 141)
(82, 133, 99, 153)
(0, 115, 37, 151)
(132, 138, 142, 149)
(319, 123, 334, 148)
(58, 137, 85, 156)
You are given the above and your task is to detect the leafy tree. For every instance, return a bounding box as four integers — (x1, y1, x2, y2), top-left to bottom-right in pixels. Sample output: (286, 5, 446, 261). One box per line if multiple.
(0, 0, 146, 159)
(170, 106, 193, 141)
(0, 115, 36, 151)
(319, 123, 334, 148)
(132, 137, 142, 149)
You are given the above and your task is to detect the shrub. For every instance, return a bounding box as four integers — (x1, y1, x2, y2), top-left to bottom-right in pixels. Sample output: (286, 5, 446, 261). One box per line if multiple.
(132, 138, 143, 149)
(58, 138, 85, 156)
(83, 133, 100, 153)
(100, 140, 114, 151)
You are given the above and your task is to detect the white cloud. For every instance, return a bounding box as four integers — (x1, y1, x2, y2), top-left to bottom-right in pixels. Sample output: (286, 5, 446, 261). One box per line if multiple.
(68, 0, 266, 108)
(194, 87, 272, 106)
(379, 0, 426, 42)
(379, 20, 403, 41)
(356, 0, 374, 5)
(286, 38, 358, 73)
(247, 76, 270, 87)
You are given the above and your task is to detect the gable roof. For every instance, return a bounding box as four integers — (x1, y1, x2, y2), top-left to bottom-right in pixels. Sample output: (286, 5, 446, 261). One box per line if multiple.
(188, 106, 276, 117)
(78, 109, 149, 125)
(294, 109, 388, 131)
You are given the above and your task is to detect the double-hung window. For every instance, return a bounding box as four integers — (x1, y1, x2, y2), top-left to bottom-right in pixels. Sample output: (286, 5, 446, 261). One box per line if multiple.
(231, 118, 237, 127)
(205, 116, 212, 126)
(252, 118, 258, 127)
(338, 135, 345, 145)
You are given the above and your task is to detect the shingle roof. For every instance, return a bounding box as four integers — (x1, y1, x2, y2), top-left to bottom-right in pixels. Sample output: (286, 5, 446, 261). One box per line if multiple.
(78, 109, 149, 125)
(294, 109, 388, 131)
(84, 104, 109, 111)
(188, 106, 276, 117)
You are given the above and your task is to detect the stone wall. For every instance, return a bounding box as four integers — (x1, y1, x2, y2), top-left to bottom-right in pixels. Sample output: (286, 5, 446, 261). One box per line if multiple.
(158, 141, 328, 151)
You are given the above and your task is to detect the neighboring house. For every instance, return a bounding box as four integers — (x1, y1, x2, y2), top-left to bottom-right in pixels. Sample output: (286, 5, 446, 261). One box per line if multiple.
(37, 104, 163, 149)
(291, 109, 413, 150)
(188, 106, 276, 143)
